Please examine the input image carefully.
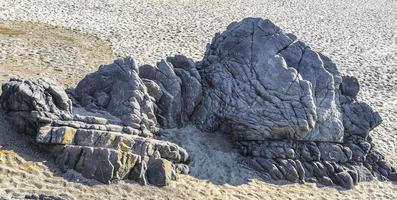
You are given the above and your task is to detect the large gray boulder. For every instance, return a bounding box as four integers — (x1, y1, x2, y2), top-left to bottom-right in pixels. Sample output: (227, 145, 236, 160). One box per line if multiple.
(193, 18, 390, 188)
(192, 18, 343, 142)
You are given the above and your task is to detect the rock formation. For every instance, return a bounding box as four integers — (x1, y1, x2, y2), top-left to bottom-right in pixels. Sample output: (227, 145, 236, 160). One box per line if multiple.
(138, 18, 395, 188)
(139, 55, 202, 128)
(0, 60, 189, 186)
(0, 17, 395, 189)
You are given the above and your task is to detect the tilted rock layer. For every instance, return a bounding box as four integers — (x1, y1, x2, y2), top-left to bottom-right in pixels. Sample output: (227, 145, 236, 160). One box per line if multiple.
(0, 61, 189, 186)
(0, 17, 395, 189)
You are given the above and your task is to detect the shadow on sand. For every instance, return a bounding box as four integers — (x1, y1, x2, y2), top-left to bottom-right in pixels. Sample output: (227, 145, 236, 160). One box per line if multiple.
(0, 111, 395, 192)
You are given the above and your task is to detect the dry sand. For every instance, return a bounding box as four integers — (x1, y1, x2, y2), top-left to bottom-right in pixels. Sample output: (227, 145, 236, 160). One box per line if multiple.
(0, 20, 116, 88)
(0, 0, 396, 199)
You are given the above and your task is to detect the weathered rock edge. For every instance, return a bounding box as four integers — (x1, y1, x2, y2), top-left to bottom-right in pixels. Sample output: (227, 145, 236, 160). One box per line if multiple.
(138, 18, 395, 188)
(0, 62, 189, 186)
(0, 17, 395, 189)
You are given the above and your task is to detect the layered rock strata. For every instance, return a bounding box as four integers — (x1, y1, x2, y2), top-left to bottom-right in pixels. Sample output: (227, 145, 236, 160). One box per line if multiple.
(0, 61, 188, 186)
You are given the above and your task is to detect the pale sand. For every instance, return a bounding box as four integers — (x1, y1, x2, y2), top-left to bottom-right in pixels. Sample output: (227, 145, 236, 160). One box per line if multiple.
(0, 20, 116, 88)
(0, 0, 396, 199)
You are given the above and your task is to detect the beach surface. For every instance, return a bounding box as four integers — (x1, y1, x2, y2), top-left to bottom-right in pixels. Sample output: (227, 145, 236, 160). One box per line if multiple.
(0, 0, 396, 199)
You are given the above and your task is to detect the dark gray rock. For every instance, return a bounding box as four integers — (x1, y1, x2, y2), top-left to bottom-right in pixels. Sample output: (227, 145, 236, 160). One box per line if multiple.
(341, 76, 359, 98)
(55, 145, 138, 183)
(0, 78, 71, 114)
(237, 138, 394, 188)
(139, 55, 202, 128)
(318, 176, 334, 186)
(139, 61, 182, 128)
(0, 78, 72, 135)
(128, 157, 148, 185)
(0, 76, 189, 186)
(74, 57, 158, 136)
(334, 171, 354, 189)
(193, 18, 343, 142)
(190, 17, 393, 188)
(24, 194, 66, 200)
(147, 157, 175, 186)
(342, 101, 382, 138)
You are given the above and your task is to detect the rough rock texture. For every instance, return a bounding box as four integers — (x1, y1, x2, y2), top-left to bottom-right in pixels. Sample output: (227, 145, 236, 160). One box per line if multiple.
(0, 62, 189, 186)
(193, 18, 343, 142)
(74, 57, 158, 137)
(0, 17, 395, 189)
(139, 55, 202, 128)
(192, 18, 392, 189)
(138, 18, 396, 188)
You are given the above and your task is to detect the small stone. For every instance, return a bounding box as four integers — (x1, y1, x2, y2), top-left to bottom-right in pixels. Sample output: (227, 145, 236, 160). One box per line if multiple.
(335, 171, 354, 189)
(340, 76, 359, 98)
(318, 176, 334, 186)
(147, 158, 174, 186)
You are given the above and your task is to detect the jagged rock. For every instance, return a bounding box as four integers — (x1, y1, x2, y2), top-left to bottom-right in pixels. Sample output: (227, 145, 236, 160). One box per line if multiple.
(37, 125, 188, 163)
(55, 145, 139, 183)
(0, 78, 71, 114)
(139, 55, 202, 128)
(342, 101, 382, 138)
(74, 57, 158, 136)
(334, 171, 354, 189)
(0, 76, 189, 186)
(128, 157, 149, 185)
(0, 78, 72, 135)
(139, 61, 182, 128)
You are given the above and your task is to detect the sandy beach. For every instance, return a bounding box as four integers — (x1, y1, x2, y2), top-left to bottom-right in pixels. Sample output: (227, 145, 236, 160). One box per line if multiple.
(0, 0, 396, 199)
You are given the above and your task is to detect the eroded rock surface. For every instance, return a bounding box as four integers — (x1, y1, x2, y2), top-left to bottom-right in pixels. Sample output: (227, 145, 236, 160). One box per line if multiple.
(193, 18, 343, 142)
(0, 17, 395, 189)
(139, 55, 202, 128)
(0, 59, 189, 186)
(140, 18, 395, 188)
(191, 18, 392, 188)
(74, 57, 158, 137)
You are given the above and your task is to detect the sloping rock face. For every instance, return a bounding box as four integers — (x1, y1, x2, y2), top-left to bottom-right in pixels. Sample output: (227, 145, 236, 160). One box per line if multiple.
(193, 18, 343, 142)
(0, 58, 189, 186)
